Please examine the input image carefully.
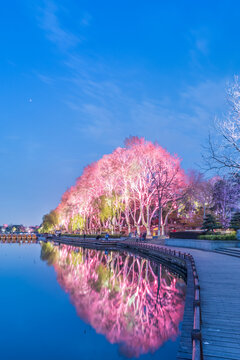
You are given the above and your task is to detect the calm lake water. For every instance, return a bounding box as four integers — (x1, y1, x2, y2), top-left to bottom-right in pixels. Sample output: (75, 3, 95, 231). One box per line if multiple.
(0, 243, 186, 360)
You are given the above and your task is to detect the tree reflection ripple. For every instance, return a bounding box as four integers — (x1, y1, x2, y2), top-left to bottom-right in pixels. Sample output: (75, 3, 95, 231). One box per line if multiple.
(41, 243, 186, 358)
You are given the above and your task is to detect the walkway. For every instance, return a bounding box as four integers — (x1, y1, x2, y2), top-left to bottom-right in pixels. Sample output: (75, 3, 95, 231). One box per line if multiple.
(152, 242, 240, 360)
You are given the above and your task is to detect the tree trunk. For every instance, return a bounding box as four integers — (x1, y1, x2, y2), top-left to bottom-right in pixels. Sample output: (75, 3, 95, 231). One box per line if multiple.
(146, 225, 151, 236)
(136, 224, 140, 235)
(146, 205, 151, 236)
(162, 210, 171, 236)
(161, 224, 165, 236)
(158, 200, 162, 237)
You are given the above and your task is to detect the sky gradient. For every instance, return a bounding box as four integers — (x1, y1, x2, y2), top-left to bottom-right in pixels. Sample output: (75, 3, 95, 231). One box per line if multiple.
(1, 0, 240, 225)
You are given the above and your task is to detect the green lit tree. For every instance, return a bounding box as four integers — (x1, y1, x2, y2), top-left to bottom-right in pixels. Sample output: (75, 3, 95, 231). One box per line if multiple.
(97, 192, 125, 234)
(69, 214, 85, 233)
(202, 214, 220, 232)
(39, 210, 59, 233)
(230, 211, 240, 230)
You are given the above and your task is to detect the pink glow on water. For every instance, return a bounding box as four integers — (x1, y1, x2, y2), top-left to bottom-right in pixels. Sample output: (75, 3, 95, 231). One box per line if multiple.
(50, 246, 186, 358)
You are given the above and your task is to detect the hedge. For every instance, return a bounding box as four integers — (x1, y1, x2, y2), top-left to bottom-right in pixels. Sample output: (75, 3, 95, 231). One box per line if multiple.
(170, 231, 203, 239)
(198, 233, 236, 240)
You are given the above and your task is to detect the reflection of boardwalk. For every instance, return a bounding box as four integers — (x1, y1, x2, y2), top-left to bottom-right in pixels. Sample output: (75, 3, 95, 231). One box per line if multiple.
(155, 244, 240, 360)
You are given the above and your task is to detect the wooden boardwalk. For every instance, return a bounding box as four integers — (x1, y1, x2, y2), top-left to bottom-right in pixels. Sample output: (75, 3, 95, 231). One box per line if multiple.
(189, 249, 240, 360)
(160, 245, 240, 360)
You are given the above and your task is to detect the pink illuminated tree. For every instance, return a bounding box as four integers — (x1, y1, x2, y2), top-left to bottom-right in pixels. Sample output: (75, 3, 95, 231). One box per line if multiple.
(41, 137, 187, 236)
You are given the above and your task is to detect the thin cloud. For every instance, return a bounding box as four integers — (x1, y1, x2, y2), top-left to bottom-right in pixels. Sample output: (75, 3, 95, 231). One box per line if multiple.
(70, 76, 227, 169)
(196, 38, 208, 55)
(80, 12, 92, 27)
(188, 28, 211, 70)
(35, 2, 228, 168)
(36, 72, 54, 84)
(37, 0, 80, 50)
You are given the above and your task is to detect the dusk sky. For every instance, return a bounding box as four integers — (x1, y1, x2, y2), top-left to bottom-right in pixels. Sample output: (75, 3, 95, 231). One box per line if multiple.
(1, 0, 240, 225)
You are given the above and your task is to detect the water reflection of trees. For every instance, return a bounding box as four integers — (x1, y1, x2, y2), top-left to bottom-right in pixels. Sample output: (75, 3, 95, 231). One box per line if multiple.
(41, 243, 186, 358)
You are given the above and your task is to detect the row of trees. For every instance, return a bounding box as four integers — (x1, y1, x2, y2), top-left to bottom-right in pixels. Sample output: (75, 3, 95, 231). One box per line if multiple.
(40, 137, 240, 235)
(41, 137, 186, 235)
(0, 224, 38, 233)
(182, 173, 240, 230)
(202, 211, 240, 232)
(39, 77, 240, 236)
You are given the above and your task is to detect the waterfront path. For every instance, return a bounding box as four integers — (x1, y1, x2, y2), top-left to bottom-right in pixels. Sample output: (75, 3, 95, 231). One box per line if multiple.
(151, 242, 240, 360)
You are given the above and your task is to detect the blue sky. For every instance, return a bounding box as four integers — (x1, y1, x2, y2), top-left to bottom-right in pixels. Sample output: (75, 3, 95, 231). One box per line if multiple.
(1, 0, 240, 225)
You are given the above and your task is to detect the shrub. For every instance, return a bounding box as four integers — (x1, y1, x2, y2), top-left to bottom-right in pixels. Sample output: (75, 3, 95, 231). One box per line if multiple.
(202, 214, 221, 232)
(170, 231, 203, 239)
(198, 232, 236, 240)
(230, 211, 240, 230)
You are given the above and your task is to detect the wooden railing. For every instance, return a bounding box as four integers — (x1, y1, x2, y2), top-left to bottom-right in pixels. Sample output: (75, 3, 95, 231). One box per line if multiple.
(188, 254, 203, 360)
